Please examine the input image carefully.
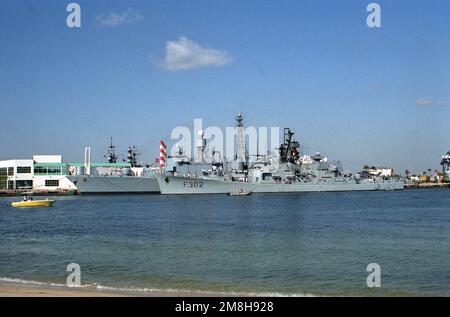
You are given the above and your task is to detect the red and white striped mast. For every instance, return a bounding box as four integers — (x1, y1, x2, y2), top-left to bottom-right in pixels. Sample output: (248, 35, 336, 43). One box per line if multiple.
(159, 140, 167, 171)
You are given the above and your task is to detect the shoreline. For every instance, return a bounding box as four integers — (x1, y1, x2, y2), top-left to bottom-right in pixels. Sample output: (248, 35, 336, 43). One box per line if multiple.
(0, 283, 123, 297)
(0, 281, 244, 297)
(0, 279, 314, 297)
(404, 182, 450, 189)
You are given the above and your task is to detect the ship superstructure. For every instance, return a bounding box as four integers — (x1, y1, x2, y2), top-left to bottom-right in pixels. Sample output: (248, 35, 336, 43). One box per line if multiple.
(157, 113, 404, 194)
(441, 150, 450, 181)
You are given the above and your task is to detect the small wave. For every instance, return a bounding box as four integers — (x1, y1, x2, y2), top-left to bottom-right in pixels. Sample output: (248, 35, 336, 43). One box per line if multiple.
(0, 276, 315, 297)
(0, 277, 65, 287)
(95, 284, 316, 297)
(0, 277, 97, 289)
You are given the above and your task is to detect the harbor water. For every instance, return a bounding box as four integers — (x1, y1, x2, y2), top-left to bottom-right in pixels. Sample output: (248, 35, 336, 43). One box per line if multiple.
(0, 189, 449, 296)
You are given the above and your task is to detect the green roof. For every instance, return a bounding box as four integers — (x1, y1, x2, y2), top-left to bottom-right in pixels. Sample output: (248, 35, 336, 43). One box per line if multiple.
(34, 162, 131, 168)
(34, 163, 68, 167)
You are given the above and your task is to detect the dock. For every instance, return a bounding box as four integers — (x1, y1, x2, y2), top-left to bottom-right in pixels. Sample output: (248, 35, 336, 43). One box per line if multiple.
(404, 182, 450, 189)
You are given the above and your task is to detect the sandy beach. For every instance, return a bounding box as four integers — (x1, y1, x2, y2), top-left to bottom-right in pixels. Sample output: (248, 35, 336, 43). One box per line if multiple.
(0, 284, 124, 297)
(0, 282, 235, 297)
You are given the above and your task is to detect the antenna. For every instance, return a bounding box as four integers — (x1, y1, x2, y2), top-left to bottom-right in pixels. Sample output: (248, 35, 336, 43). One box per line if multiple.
(125, 146, 141, 167)
(106, 137, 117, 163)
(235, 112, 246, 170)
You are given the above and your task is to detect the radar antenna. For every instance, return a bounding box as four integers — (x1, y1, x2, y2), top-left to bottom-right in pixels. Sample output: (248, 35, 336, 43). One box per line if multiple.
(124, 146, 141, 167)
(279, 128, 300, 163)
(105, 137, 117, 163)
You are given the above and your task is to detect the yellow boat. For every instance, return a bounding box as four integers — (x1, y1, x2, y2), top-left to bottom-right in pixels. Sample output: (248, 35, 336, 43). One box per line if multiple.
(10, 198, 55, 208)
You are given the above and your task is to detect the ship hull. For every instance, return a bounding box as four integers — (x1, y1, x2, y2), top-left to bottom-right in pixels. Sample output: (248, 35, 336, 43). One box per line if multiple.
(157, 175, 404, 195)
(68, 175, 160, 194)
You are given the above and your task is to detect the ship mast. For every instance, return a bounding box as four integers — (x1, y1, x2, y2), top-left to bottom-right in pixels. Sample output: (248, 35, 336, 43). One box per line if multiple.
(126, 146, 138, 167)
(235, 112, 246, 170)
(106, 137, 117, 163)
(279, 128, 300, 163)
(195, 130, 207, 163)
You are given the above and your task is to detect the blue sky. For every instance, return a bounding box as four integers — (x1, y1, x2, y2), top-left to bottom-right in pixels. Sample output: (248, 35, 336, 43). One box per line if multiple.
(0, 0, 449, 173)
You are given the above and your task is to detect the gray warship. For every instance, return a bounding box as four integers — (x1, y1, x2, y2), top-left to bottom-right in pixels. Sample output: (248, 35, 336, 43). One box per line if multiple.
(157, 113, 404, 194)
(68, 140, 159, 194)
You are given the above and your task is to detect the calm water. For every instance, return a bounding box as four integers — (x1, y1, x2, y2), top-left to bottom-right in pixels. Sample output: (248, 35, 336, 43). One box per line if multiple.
(0, 190, 449, 296)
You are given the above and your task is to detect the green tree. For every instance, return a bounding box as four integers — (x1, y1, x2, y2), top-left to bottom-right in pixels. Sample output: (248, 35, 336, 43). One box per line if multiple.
(0, 175, 7, 190)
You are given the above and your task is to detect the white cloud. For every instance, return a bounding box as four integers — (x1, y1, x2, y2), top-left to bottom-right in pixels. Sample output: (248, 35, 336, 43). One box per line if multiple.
(416, 98, 432, 106)
(96, 8, 143, 27)
(159, 36, 232, 71)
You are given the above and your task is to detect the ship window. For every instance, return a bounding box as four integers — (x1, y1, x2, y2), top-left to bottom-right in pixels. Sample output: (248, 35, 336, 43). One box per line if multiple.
(8, 167, 14, 176)
(45, 180, 59, 187)
(17, 166, 31, 174)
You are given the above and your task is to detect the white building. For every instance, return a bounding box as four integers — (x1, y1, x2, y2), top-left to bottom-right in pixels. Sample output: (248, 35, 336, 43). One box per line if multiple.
(376, 168, 395, 177)
(0, 155, 77, 192)
(365, 167, 395, 177)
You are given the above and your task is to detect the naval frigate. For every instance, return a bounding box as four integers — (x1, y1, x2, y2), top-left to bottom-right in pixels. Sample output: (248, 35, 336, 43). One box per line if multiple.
(157, 113, 404, 194)
(68, 140, 160, 194)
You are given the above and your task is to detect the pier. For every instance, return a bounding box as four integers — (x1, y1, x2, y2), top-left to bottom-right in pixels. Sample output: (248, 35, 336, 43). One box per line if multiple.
(404, 182, 450, 189)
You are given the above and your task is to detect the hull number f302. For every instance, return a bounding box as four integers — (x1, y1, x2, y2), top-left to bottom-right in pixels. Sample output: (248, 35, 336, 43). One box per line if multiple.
(183, 181, 204, 188)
